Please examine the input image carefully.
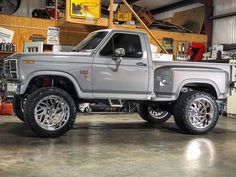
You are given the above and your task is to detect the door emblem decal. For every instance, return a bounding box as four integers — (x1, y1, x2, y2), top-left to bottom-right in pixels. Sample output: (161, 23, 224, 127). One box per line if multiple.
(80, 70, 89, 81)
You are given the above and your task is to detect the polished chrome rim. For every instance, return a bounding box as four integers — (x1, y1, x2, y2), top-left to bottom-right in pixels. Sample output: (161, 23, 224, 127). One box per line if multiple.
(148, 106, 169, 119)
(34, 95, 70, 131)
(188, 98, 214, 129)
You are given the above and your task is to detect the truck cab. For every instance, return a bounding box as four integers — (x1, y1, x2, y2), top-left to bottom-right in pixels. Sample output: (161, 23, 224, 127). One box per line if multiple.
(90, 30, 151, 100)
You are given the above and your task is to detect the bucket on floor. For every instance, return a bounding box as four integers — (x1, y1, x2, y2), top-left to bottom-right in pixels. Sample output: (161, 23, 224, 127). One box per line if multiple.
(0, 101, 13, 115)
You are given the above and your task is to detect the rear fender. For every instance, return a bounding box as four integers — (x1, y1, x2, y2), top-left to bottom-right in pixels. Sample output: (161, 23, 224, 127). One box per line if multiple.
(177, 79, 221, 99)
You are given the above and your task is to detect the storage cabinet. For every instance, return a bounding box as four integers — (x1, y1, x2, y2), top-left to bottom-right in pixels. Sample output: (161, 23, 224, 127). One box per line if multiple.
(227, 62, 236, 116)
(0, 51, 15, 99)
(227, 91, 236, 116)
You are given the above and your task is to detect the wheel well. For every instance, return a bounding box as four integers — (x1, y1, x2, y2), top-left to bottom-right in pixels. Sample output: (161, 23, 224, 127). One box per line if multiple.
(25, 75, 78, 99)
(182, 83, 218, 98)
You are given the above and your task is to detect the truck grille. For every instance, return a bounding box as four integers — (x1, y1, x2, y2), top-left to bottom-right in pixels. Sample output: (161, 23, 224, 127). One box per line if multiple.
(4, 59, 18, 79)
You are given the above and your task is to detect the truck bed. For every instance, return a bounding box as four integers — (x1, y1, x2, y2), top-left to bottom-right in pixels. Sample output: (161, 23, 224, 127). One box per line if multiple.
(152, 60, 234, 101)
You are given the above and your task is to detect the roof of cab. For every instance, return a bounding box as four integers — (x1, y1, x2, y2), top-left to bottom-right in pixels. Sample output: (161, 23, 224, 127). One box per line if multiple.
(93, 28, 147, 34)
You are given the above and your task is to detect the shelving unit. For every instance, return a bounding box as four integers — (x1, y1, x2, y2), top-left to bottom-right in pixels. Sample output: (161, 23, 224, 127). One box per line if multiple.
(227, 59, 236, 116)
(0, 51, 15, 99)
(0, 51, 15, 59)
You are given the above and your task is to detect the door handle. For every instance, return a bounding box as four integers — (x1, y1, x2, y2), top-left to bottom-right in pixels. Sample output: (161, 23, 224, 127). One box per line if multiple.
(136, 62, 147, 67)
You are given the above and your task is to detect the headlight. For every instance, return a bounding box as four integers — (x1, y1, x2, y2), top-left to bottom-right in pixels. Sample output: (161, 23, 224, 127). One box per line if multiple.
(4, 59, 18, 79)
(10, 60, 17, 71)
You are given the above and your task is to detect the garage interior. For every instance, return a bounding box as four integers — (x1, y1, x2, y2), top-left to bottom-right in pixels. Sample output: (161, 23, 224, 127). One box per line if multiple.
(1, 0, 236, 177)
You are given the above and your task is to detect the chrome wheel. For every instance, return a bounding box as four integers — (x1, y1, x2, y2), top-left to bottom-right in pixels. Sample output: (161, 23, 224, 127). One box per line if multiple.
(148, 106, 169, 119)
(189, 98, 214, 129)
(34, 95, 70, 131)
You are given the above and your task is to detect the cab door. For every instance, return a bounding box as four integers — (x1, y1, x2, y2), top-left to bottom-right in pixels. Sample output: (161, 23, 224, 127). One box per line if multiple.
(92, 32, 149, 100)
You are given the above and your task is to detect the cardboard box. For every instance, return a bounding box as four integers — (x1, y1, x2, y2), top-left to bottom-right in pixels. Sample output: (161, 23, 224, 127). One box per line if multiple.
(137, 8, 155, 26)
(115, 4, 132, 22)
(152, 53, 173, 62)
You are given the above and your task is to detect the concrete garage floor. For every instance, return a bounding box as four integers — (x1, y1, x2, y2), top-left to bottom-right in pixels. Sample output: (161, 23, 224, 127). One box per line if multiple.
(1, 114, 236, 177)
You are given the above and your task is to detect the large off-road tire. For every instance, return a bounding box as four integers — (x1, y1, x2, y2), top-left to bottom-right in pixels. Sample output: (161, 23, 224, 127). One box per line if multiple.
(13, 95, 25, 122)
(138, 104, 172, 123)
(173, 91, 219, 134)
(24, 87, 77, 137)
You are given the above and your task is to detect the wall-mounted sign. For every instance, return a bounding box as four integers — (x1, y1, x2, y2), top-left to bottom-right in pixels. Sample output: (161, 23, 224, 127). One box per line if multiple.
(48, 27, 60, 36)
(47, 27, 60, 45)
(70, 0, 100, 20)
(0, 27, 14, 43)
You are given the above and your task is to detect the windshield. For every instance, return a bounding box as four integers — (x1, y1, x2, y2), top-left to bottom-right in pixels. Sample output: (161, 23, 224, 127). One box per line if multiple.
(72, 31, 108, 52)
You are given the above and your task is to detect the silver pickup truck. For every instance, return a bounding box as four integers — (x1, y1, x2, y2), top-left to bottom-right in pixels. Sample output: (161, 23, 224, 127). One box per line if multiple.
(3, 29, 235, 137)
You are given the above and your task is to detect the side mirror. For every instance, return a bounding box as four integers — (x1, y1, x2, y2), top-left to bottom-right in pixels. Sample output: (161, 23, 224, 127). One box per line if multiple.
(115, 48, 125, 57)
(112, 48, 125, 72)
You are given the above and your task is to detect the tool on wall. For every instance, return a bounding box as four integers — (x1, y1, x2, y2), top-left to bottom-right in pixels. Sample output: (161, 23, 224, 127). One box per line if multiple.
(176, 42, 190, 61)
(162, 38, 174, 54)
(189, 42, 206, 62)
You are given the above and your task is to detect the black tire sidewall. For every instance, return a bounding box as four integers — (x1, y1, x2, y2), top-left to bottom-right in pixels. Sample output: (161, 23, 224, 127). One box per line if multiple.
(13, 95, 25, 122)
(174, 91, 219, 134)
(138, 103, 172, 123)
(24, 87, 76, 137)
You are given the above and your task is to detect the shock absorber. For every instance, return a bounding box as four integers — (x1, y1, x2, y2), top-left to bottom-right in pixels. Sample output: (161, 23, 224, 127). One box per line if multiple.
(42, 76, 52, 87)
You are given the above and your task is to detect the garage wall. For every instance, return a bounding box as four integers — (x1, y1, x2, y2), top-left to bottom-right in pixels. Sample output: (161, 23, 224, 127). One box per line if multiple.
(212, 0, 236, 44)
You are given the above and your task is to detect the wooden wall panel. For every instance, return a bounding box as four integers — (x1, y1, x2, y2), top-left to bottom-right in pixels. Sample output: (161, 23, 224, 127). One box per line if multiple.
(149, 30, 207, 54)
(0, 15, 98, 52)
(0, 15, 207, 55)
(59, 31, 89, 46)
(0, 15, 54, 52)
(0, 15, 55, 28)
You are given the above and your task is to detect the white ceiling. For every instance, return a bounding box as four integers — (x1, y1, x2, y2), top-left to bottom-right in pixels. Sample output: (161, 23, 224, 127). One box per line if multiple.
(101, 0, 182, 10)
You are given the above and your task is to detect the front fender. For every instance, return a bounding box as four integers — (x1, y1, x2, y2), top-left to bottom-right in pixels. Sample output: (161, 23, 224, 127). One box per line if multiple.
(17, 71, 86, 98)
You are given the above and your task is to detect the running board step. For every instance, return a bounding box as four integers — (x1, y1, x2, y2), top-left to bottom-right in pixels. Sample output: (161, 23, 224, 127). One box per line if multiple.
(109, 99, 123, 108)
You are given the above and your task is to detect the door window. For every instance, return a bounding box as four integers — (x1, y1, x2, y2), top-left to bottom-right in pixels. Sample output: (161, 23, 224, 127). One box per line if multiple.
(100, 33, 143, 58)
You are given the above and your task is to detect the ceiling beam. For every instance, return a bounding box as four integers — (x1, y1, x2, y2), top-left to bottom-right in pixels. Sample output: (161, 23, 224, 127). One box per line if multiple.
(125, 0, 140, 3)
(203, 0, 214, 45)
(211, 11, 236, 20)
(151, 0, 213, 15)
(101, 0, 140, 15)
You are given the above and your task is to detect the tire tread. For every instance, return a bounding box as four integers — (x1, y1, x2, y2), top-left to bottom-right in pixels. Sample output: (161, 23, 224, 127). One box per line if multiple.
(173, 91, 219, 134)
(24, 87, 77, 137)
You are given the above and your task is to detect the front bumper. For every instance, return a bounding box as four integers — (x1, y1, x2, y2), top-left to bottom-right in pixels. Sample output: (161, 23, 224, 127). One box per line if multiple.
(230, 81, 236, 88)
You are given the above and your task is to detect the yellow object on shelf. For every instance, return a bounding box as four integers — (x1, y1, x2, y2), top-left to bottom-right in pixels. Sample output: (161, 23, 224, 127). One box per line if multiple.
(70, 0, 100, 19)
(115, 4, 132, 22)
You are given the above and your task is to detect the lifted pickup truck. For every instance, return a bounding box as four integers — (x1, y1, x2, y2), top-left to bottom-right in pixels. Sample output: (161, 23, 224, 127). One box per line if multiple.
(4, 29, 235, 137)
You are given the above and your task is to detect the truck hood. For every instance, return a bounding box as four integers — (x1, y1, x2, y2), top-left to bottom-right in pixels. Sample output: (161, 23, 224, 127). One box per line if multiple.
(5, 51, 94, 82)
(10, 52, 92, 59)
